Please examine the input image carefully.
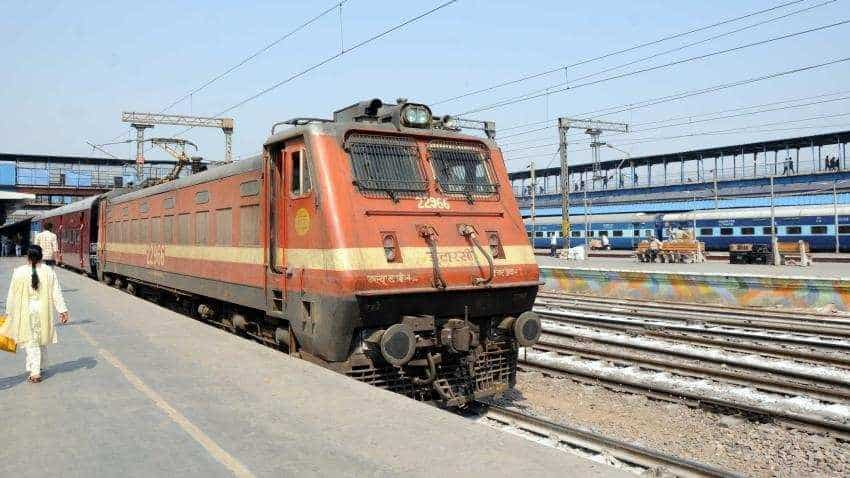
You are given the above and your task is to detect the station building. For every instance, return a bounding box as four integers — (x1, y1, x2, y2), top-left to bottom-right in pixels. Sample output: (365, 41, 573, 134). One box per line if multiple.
(510, 130, 850, 217)
(0, 153, 189, 249)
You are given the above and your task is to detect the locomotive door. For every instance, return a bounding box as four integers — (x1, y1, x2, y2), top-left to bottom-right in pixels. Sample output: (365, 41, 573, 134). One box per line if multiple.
(282, 140, 314, 317)
(266, 146, 287, 318)
(78, 212, 86, 270)
(56, 223, 64, 263)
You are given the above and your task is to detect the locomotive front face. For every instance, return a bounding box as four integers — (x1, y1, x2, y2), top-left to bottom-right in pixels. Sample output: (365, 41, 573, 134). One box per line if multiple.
(265, 99, 541, 406)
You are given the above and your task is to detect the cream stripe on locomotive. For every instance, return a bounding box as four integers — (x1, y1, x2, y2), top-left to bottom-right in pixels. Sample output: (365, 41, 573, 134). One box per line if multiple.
(104, 243, 536, 271)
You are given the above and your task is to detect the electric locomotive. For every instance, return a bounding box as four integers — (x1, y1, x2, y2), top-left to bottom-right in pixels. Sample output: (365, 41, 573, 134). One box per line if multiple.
(96, 98, 542, 406)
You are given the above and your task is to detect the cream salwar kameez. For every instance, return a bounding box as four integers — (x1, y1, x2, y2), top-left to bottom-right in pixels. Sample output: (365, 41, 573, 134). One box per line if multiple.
(0, 264, 68, 376)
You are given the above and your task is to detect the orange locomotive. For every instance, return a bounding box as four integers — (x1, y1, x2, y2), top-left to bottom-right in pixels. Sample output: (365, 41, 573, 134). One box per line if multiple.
(94, 99, 542, 406)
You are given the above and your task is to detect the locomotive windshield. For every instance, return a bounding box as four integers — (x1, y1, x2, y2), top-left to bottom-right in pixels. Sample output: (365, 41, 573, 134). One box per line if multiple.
(428, 141, 497, 198)
(347, 134, 427, 197)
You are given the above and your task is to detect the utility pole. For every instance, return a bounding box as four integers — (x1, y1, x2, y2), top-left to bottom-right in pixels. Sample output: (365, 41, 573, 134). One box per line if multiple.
(770, 175, 779, 265)
(558, 119, 570, 248)
(122, 112, 235, 166)
(834, 181, 840, 253)
(557, 117, 628, 250)
(130, 123, 154, 179)
(529, 161, 537, 247)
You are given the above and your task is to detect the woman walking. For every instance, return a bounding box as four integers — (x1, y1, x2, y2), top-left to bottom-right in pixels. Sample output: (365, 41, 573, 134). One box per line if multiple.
(0, 245, 69, 383)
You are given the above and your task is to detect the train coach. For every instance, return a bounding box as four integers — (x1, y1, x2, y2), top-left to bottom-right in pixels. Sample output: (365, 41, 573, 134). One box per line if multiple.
(663, 204, 850, 252)
(48, 98, 542, 407)
(34, 194, 105, 275)
(525, 213, 662, 249)
(525, 205, 850, 252)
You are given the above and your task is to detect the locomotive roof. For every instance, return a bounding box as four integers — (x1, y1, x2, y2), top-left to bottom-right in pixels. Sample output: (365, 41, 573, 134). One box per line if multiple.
(109, 156, 262, 205)
(36, 194, 102, 221)
(263, 118, 498, 149)
(663, 204, 850, 221)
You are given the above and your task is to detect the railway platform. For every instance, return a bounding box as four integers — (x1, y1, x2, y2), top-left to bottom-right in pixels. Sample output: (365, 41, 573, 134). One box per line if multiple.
(537, 255, 850, 311)
(0, 258, 626, 478)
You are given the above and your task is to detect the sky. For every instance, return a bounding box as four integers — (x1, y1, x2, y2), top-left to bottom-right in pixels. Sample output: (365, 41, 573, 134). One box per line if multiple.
(0, 0, 848, 173)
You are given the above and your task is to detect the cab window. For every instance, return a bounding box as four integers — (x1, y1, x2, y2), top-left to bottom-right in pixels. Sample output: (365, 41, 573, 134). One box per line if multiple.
(290, 149, 311, 197)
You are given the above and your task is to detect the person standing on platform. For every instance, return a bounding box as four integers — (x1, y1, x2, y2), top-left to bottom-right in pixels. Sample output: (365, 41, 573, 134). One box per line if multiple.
(549, 234, 558, 257)
(34, 222, 59, 266)
(0, 245, 69, 383)
(601, 233, 610, 250)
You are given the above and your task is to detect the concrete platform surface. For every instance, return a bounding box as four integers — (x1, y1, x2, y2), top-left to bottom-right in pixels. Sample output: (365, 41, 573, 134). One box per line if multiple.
(0, 258, 625, 478)
(537, 254, 850, 280)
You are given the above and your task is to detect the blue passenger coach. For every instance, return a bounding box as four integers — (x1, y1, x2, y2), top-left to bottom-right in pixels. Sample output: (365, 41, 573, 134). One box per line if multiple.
(662, 205, 850, 252)
(525, 205, 850, 252)
(525, 213, 661, 249)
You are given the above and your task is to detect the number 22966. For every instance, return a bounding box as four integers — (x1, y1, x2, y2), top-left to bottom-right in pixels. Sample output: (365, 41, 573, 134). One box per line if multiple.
(417, 197, 450, 210)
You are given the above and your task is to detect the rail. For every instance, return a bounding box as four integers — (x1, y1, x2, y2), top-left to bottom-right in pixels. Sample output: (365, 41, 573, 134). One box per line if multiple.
(477, 403, 739, 478)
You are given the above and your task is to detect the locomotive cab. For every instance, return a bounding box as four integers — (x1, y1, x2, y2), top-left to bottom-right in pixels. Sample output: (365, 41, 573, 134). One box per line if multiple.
(263, 99, 541, 406)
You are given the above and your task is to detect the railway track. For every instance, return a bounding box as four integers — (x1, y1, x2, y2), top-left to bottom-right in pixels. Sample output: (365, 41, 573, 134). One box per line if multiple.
(538, 291, 850, 325)
(476, 403, 739, 478)
(525, 296, 850, 441)
(537, 292, 850, 338)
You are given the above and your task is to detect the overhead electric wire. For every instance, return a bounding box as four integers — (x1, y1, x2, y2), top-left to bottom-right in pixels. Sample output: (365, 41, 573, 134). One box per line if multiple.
(433, 0, 811, 106)
(170, 0, 458, 139)
(487, 0, 835, 113)
(503, 113, 850, 163)
(102, 1, 350, 145)
(159, 1, 350, 114)
(460, 19, 850, 116)
(497, 56, 850, 140)
(499, 94, 850, 152)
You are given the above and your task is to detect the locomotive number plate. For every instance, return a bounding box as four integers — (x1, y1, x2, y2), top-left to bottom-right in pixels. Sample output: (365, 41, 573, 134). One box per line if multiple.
(417, 197, 450, 210)
(145, 244, 166, 267)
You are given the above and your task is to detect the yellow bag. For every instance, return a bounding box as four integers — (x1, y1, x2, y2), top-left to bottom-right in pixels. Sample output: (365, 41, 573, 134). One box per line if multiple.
(0, 314, 16, 354)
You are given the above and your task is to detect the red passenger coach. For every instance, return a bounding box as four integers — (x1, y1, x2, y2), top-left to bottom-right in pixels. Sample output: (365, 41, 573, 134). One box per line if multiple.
(36, 194, 103, 275)
(96, 99, 542, 406)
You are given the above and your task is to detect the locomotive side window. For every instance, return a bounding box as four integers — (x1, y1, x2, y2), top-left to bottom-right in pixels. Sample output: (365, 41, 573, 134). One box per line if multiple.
(196, 211, 209, 245)
(346, 134, 427, 196)
(720, 228, 733, 236)
(291, 150, 302, 196)
(700, 228, 713, 236)
(741, 227, 755, 235)
(811, 226, 827, 234)
(839, 226, 850, 234)
(151, 217, 162, 243)
(140, 218, 149, 243)
(178, 214, 190, 245)
(428, 140, 497, 198)
(239, 205, 261, 246)
(163, 216, 174, 244)
(216, 208, 233, 246)
(786, 226, 802, 234)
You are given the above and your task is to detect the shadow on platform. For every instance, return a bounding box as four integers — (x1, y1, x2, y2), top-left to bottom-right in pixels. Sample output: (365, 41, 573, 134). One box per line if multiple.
(0, 356, 98, 390)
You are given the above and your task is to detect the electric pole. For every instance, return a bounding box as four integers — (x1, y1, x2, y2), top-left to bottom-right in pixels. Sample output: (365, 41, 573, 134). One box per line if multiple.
(529, 161, 536, 246)
(558, 118, 570, 247)
(557, 117, 628, 248)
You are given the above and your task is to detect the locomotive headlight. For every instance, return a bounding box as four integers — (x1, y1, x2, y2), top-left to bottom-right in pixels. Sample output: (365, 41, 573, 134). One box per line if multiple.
(513, 311, 541, 347)
(400, 103, 432, 128)
(380, 323, 416, 366)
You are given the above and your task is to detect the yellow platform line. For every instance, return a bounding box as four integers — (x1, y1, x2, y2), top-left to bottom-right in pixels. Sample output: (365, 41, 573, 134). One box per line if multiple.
(76, 327, 255, 478)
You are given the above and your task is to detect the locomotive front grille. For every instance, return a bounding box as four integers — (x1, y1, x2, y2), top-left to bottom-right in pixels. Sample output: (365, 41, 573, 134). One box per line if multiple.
(345, 343, 517, 403)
